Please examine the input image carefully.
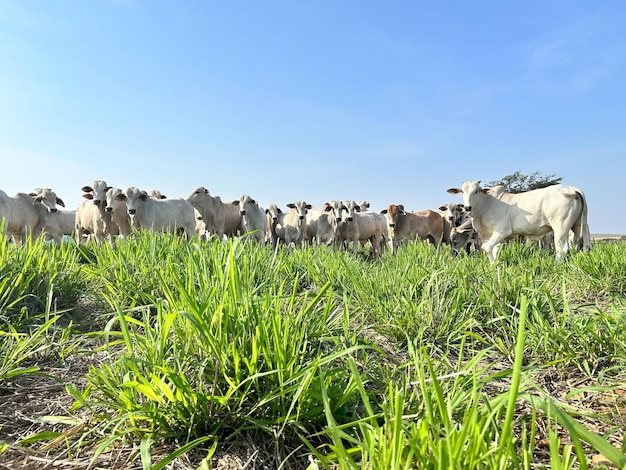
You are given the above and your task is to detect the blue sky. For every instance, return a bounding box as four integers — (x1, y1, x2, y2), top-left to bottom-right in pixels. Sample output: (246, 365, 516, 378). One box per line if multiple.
(1, 1, 624, 233)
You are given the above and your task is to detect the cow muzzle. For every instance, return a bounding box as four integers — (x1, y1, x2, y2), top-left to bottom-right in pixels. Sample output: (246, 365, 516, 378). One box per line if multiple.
(128, 208, 137, 215)
(105, 207, 113, 213)
(49, 208, 57, 213)
(93, 200, 102, 206)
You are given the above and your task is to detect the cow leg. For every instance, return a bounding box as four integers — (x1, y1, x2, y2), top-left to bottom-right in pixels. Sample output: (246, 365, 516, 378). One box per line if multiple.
(482, 232, 506, 263)
(553, 230, 570, 262)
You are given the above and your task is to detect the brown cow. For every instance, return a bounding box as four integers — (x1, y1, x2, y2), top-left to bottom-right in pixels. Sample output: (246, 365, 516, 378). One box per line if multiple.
(380, 204, 444, 255)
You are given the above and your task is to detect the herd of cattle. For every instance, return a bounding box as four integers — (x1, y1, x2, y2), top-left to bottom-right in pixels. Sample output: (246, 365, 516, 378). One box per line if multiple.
(0, 180, 591, 263)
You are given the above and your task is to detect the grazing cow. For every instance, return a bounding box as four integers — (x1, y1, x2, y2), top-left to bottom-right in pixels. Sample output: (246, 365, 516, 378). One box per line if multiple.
(187, 187, 242, 239)
(40, 208, 76, 245)
(449, 218, 482, 256)
(447, 181, 591, 263)
(104, 188, 133, 238)
(339, 200, 386, 258)
(380, 204, 444, 255)
(0, 188, 65, 245)
(116, 187, 197, 238)
(76, 180, 120, 247)
(232, 195, 267, 244)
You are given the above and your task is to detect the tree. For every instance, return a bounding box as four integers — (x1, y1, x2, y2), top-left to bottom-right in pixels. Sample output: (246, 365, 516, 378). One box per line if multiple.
(484, 171, 562, 194)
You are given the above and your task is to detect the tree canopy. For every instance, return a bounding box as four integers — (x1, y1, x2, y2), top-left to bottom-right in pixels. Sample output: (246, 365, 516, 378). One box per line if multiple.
(485, 171, 562, 194)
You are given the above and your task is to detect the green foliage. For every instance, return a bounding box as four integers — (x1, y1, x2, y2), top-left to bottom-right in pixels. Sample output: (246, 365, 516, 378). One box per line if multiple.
(485, 170, 563, 193)
(0, 234, 625, 467)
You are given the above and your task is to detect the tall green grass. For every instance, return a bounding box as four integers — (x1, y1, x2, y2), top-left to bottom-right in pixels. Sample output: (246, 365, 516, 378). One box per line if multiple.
(1, 234, 625, 468)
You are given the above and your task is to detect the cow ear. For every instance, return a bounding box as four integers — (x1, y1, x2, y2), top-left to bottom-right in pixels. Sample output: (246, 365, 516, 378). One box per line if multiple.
(354, 204, 361, 212)
(398, 204, 405, 211)
(287, 203, 295, 209)
(56, 198, 65, 207)
(447, 188, 462, 194)
(115, 193, 126, 201)
(380, 209, 388, 214)
(83, 194, 94, 200)
(278, 208, 283, 214)
(81, 186, 93, 193)
(324, 204, 332, 212)
(28, 192, 38, 197)
(139, 191, 149, 201)
(438, 205, 448, 211)
(232, 200, 240, 206)
(458, 204, 464, 209)
(305, 204, 312, 209)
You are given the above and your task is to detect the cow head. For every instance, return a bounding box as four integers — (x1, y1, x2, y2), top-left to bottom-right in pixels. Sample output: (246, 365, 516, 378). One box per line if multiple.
(82, 180, 112, 206)
(30, 188, 65, 213)
(324, 200, 346, 223)
(439, 203, 465, 227)
(380, 204, 405, 229)
(121, 187, 148, 215)
(234, 194, 257, 216)
(447, 181, 485, 213)
(287, 200, 312, 223)
(105, 187, 125, 213)
(265, 203, 282, 224)
(342, 200, 360, 223)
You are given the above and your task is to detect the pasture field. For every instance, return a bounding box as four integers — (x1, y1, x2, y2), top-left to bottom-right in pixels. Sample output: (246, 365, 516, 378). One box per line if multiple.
(0, 234, 625, 469)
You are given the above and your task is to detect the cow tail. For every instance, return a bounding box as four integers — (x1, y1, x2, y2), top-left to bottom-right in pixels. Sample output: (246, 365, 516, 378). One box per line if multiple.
(577, 190, 591, 252)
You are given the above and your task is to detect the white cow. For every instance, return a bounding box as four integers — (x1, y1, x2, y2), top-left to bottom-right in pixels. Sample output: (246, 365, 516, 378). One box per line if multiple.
(265, 201, 312, 248)
(75, 180, 120, 247)
(305, 201, 346, 247)
(282, 200, 312, 248)
(116, 187, 197, 238)
(148, 189, 167, 199)
(339, 200, 386, 258)
(232, 195, 267, 244)
(265, 203, 287, 247)
(187, 187, 242, 239)
(0, 188, 65, 245)
(104, 188, 133, 238)
(447, 181, 591, 263)
(40, 208, 76, 245)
